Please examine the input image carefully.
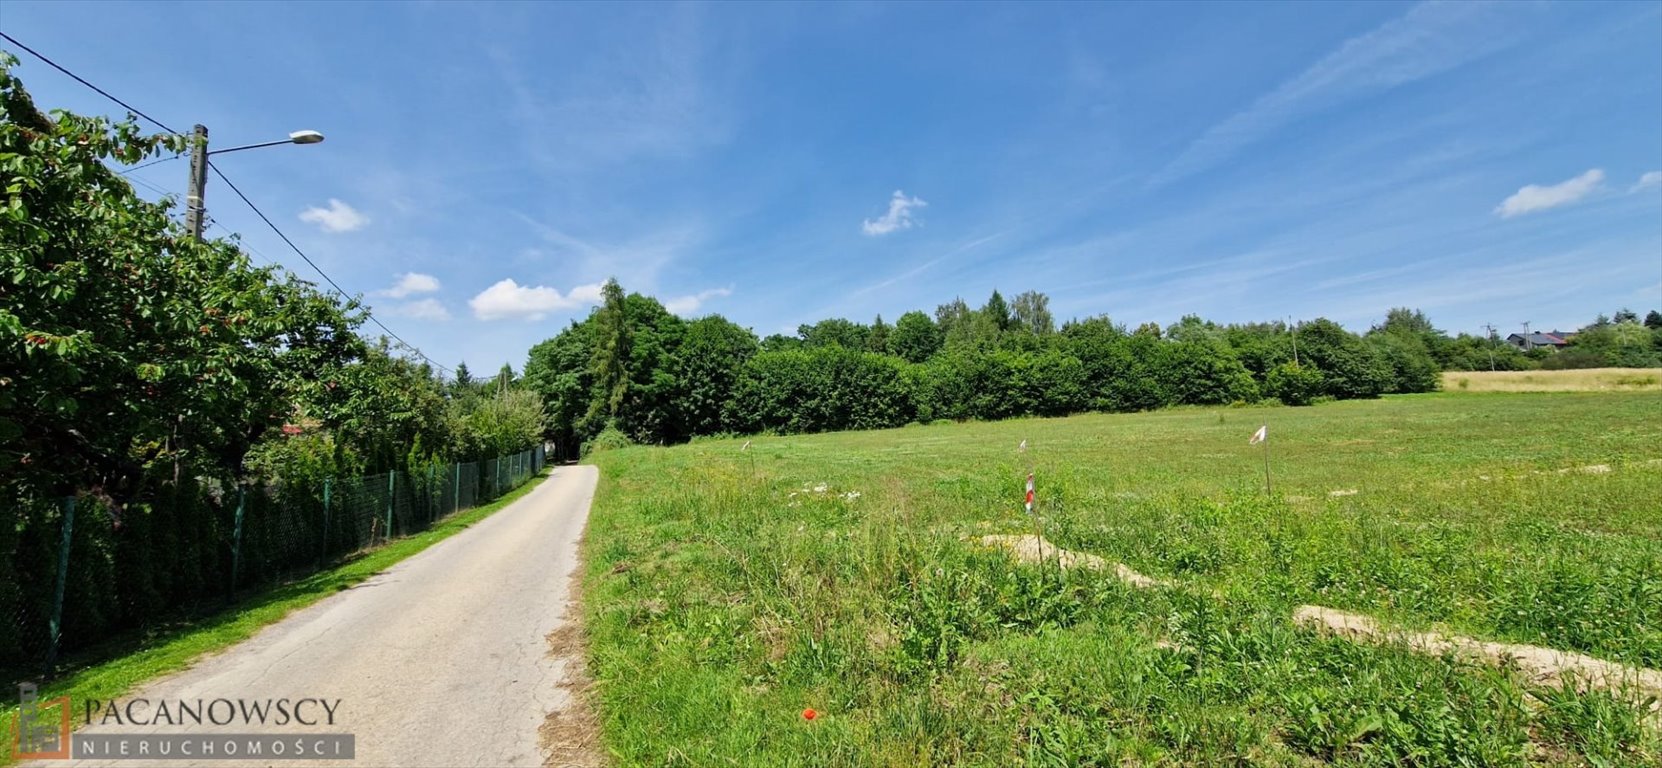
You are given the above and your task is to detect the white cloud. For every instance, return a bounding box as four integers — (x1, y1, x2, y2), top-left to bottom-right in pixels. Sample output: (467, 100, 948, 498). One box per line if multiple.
(382, 298, 451, 321)
(377, 272, 441, 298)
(298, 199, 369, 233)
(468, 279, 604, 321)
(862, 190, 928, 236)
(1153, 2, 1520, 185)
(1631, 170, 1662, 192)
(662, 287, 732, 316)
(1495, 169, 1604, 218)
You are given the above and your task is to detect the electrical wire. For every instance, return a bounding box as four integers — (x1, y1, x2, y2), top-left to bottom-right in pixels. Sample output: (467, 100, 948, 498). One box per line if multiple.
(3, 31, 453, 376)
(123, 174, 177, 200)
(117, 154, 183, 175)
(0, 31, 180, 134)
(209, 163, 453, 375)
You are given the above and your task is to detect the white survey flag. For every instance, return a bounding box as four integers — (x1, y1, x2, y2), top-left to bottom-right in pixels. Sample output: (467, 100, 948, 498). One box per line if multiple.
(1249, 425, 1267, 445)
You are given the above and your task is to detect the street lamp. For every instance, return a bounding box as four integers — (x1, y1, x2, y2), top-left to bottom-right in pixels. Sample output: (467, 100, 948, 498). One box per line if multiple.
(184, 124, 326, 239)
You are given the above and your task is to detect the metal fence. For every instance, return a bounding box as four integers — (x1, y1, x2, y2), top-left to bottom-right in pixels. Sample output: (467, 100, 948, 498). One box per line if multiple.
(2, 445, 545, 680)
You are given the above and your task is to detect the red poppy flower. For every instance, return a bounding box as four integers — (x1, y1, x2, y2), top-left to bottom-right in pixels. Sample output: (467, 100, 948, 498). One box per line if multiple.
(802, 708, 817, 721)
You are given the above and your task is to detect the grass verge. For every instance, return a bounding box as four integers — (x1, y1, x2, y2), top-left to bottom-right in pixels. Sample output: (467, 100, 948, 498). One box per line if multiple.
(1, 467, 551, 766)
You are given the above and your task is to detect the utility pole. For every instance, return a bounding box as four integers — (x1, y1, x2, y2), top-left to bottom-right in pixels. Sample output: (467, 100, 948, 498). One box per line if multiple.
(1288, 317, 1299, 365)
(184, 124, 210, 240)
(1481, 323, 1498, 371)
(181, 125, 324, 242)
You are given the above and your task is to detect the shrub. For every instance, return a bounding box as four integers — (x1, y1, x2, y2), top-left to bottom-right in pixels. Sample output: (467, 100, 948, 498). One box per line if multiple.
(582, 424, 635, 457)
(1159, 340, 1260, 405)
(1369, 331, 1441, 393)
(1297, 319, 1393, 399)
(1266, 362, 1325, 406)
(725, 347, 915, 434)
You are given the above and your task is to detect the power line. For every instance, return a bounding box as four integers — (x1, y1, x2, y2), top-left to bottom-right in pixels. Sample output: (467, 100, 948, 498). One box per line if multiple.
(0, 31, 179, 134)
(4, 32, 453, 377)
(208, 163, 453, 375)
(117, 154, 183, 175)
(123, 173, 177, 200)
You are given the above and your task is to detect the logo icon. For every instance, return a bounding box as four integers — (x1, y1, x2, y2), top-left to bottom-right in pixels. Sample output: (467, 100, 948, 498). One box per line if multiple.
(13, 683, 71, 760)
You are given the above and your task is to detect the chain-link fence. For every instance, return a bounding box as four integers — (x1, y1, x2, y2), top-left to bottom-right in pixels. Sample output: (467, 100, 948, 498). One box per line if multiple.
(3, 445, 546, 682)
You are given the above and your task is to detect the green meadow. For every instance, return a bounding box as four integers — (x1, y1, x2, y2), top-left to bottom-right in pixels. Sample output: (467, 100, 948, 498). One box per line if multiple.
(581, 392, 1662, 766)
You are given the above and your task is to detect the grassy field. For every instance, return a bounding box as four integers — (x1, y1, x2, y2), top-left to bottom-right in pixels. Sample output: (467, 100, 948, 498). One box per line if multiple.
(581, 393, 1662, 766)
(1443, 368, 1662, 393)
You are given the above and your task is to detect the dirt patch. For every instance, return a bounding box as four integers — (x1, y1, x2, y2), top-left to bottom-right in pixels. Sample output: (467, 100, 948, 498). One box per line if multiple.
(540, 598, 604, 768)
(1552, 464, 1613, 475)
(1293, 605, 1662, 711)
(978, 534, 1170, 588)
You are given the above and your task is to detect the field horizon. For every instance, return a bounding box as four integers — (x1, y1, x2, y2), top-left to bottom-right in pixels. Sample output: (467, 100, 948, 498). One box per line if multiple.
(580, 391, 1662, 766)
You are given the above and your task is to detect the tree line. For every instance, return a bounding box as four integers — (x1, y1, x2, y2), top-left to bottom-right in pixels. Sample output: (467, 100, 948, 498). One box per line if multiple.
(2, 58, 548, 670)
(525, 280, 1660, 454)
(1, 57, 539, 504)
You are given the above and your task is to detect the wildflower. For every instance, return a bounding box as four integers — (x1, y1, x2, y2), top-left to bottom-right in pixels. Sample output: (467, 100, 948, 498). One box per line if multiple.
(802, 708, 817, 721)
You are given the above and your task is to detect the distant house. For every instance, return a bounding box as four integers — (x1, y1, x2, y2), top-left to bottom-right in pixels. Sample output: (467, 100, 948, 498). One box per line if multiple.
(1506, 331, 1572, 351)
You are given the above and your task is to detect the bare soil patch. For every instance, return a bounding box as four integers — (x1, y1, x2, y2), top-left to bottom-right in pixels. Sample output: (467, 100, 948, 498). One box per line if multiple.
(541, 598, 604, 768)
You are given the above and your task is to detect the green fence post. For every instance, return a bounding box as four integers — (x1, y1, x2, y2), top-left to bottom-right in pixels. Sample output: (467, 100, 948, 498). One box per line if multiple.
(427, 465, 436, 524)
(385, 472, 396, 542)
(229, 487, 246, 602)
(453, 463, 461, 513)
(46, 496, 77, 670)
(321, 478, 333, 562)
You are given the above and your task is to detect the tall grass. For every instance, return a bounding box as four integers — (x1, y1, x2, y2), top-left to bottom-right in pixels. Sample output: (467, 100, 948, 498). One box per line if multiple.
(1443, 368, 1662, 393)
(583, 393, 1662, 766)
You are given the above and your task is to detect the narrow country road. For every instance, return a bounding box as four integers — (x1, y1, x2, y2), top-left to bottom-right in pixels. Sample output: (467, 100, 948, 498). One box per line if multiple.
(56, 465, 599, 768)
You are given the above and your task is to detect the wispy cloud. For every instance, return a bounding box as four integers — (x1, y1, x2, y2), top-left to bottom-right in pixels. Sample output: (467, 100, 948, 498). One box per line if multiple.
(862, 190, 928, 236)
(382, 298, 451, 321)
(850, 232, 1007, 299)
(1153, 2, 1520, 185)
(298, 199, 369, 233)
(1495, 169, 1603, 218)
(469, 279, 604, 321)
(1631, 170, 1662, 192)
(514, 213, 699, 292)
(1312, 241, 1659, 329)
(490, 6, 727, 174)
(662, 287, 733, 316)
(377, 272, 441, 298)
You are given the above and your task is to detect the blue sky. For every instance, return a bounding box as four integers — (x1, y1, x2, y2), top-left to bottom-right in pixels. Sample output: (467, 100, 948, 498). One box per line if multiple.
(6, 1, 1660, 372)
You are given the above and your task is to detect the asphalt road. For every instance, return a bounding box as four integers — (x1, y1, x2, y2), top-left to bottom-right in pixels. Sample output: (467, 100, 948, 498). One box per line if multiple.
(53, 464, 598, 768)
